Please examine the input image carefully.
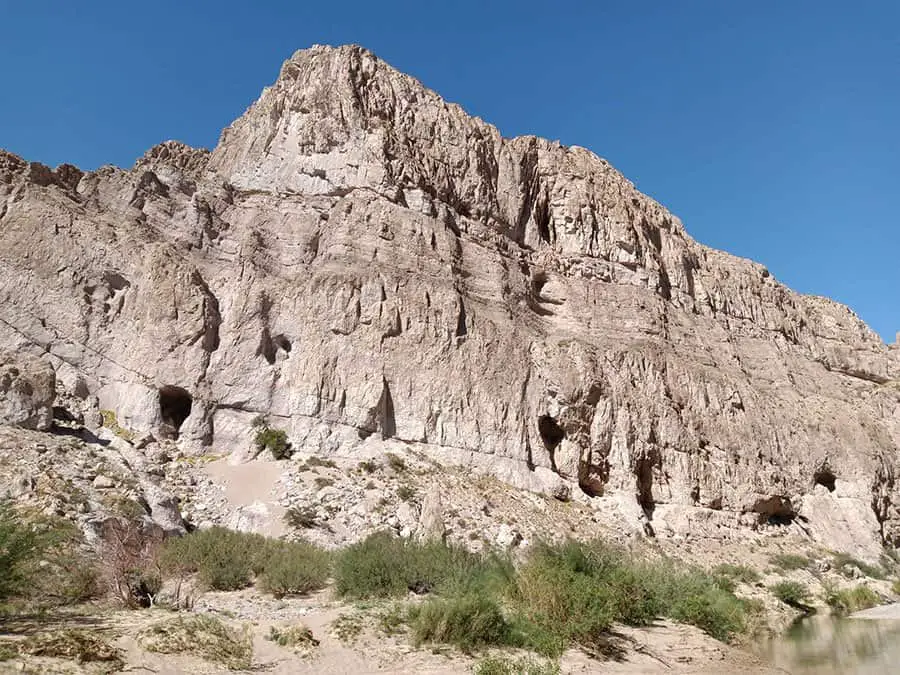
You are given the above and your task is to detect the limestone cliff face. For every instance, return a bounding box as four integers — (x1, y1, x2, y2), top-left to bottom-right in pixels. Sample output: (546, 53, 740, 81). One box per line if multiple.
(1, 45, 897, 557)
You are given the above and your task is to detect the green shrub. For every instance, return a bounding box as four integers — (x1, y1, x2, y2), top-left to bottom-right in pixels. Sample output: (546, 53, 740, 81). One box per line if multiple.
(832, 553, 886, 579)
(893, 579, 900, 596)
(376, 603, 407, 636)
(334, 531, 489, 599)
(358, 460, 378, 474)
(284, 506, 318, 529)
(0, 502, 41, 601)
(513, 541, 750, 653)
(410, 594, 514, 653)
(385, 453, 406, 472)
(397, 484, 416, 502)
(306, 456, 337, 469)
(824, 584, 880, 615)
(160, 527, 329, 595)
(256, 541, 331, 598)
(771, 580, 811, 606)
(513, 541, 653, 654)
(713, 563, 762, 586)
(770, 553, 811, 572)
(653, 566, 749, 642)
(257, 428, 292, 459)
(314, 477, 334, 489)
(161, 527, 262, 590)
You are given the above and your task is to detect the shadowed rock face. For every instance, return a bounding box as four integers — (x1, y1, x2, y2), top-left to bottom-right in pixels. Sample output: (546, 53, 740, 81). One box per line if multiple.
(1, 44, 897, 557)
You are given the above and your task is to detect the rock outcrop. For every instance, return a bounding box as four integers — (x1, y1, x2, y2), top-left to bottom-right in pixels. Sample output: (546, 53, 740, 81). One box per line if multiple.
(0, 351, 55, 430)
(1, 45, 897, 559)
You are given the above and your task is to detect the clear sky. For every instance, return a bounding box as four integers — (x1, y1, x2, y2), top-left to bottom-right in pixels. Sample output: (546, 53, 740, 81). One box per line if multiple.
(3, 2, 897, 342)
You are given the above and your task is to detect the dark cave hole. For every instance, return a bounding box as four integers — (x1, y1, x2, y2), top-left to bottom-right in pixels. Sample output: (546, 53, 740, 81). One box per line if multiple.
(767, 512, 796, 526)
(537, 414, 565, 451)
(814, 468, 837, 492)
(273, 334, 292, 353)
(159, 385, 192, 436)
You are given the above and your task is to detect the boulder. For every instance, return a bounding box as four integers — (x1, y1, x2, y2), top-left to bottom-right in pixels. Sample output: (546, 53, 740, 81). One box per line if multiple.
(0, 352, 55, 430)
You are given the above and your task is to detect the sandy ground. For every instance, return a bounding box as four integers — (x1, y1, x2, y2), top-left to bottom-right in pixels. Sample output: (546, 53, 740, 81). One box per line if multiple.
(204, 456, 287, 538)
(0, 596, 786, 674)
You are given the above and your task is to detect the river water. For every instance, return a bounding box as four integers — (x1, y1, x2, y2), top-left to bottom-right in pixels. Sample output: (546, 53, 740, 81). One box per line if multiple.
(758, 613, 900, 674)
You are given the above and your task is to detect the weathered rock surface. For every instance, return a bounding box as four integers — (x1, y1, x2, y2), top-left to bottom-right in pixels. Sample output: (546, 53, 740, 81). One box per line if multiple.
(0, 44, 898, 559)
(0, 350, 55, 430)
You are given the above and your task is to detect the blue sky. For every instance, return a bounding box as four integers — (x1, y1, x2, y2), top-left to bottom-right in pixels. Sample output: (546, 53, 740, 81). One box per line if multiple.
(3, 2, 897, 342)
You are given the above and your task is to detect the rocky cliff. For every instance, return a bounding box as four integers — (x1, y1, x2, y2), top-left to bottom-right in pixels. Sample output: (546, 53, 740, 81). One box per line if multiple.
(1, 44, 898, 558)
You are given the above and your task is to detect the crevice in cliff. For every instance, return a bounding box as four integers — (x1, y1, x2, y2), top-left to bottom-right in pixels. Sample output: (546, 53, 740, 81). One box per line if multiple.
(455, 296, 467, 338)
(635, 456, 655, 517)
(538, 414, 564, 471)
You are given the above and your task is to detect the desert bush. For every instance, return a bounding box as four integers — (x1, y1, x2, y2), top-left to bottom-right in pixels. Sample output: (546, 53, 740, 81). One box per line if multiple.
(138, 614, 252, 670)
(832, 553, 886, 579)
(256, 540, 331, 598)
(284, 505, 318, 529)
(397, 484, 416, 502)
(512, 541, 659, 655)
(334, 531, 489, 599)
(770, 553, 811, 572)
(824, 584, 880, 615)
(358, 460, 378, 474)
(513, 541, 752, 654)
(771, 580, 811, 607)
(160, 526, 265, 591)
(0, 501, 41, 602)
(0, 507, 100, 608)
(160, 527, 329, 596)
(893, 579, 900, 596)
(385, 452, 406, 472)
(652, 564, 750, 642)
(306, 456, 337, 469)
(712, 563, 762, 586)
(266, 623, 319, 653)
(252, 418, 292, 460)
(98, 517, 164, 607)
(409, 594, 515, 653)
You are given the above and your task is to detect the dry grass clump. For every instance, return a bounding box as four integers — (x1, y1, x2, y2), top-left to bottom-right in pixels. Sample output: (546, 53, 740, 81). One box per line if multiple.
(137, 613, 252, 669)
(19, 629, 123, 670)
(266, 622, 319, 655)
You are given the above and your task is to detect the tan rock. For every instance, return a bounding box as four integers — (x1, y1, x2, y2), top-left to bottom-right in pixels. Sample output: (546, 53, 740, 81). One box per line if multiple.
(0, 45, 897, 558)
(0, 351, 55, 430)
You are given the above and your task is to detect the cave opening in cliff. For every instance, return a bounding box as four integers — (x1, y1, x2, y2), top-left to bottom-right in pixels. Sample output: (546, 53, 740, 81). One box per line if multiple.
(751, 495, 797, 527)
(635, 458, 655, 517)
(814, 467, 836, 492)
(538, 414, 564, 451)
(159, 386, 192, 437)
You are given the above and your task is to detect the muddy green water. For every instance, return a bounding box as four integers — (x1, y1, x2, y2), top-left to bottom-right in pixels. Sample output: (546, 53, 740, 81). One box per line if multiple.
(758, 614, 900, 674)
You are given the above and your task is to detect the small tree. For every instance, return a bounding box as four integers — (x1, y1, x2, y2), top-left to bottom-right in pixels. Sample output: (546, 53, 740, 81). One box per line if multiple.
(98, 517, 165, 608)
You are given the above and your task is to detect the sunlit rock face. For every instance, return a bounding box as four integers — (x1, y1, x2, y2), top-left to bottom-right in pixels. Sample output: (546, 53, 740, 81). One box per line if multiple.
(1, 45, 897, 558)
